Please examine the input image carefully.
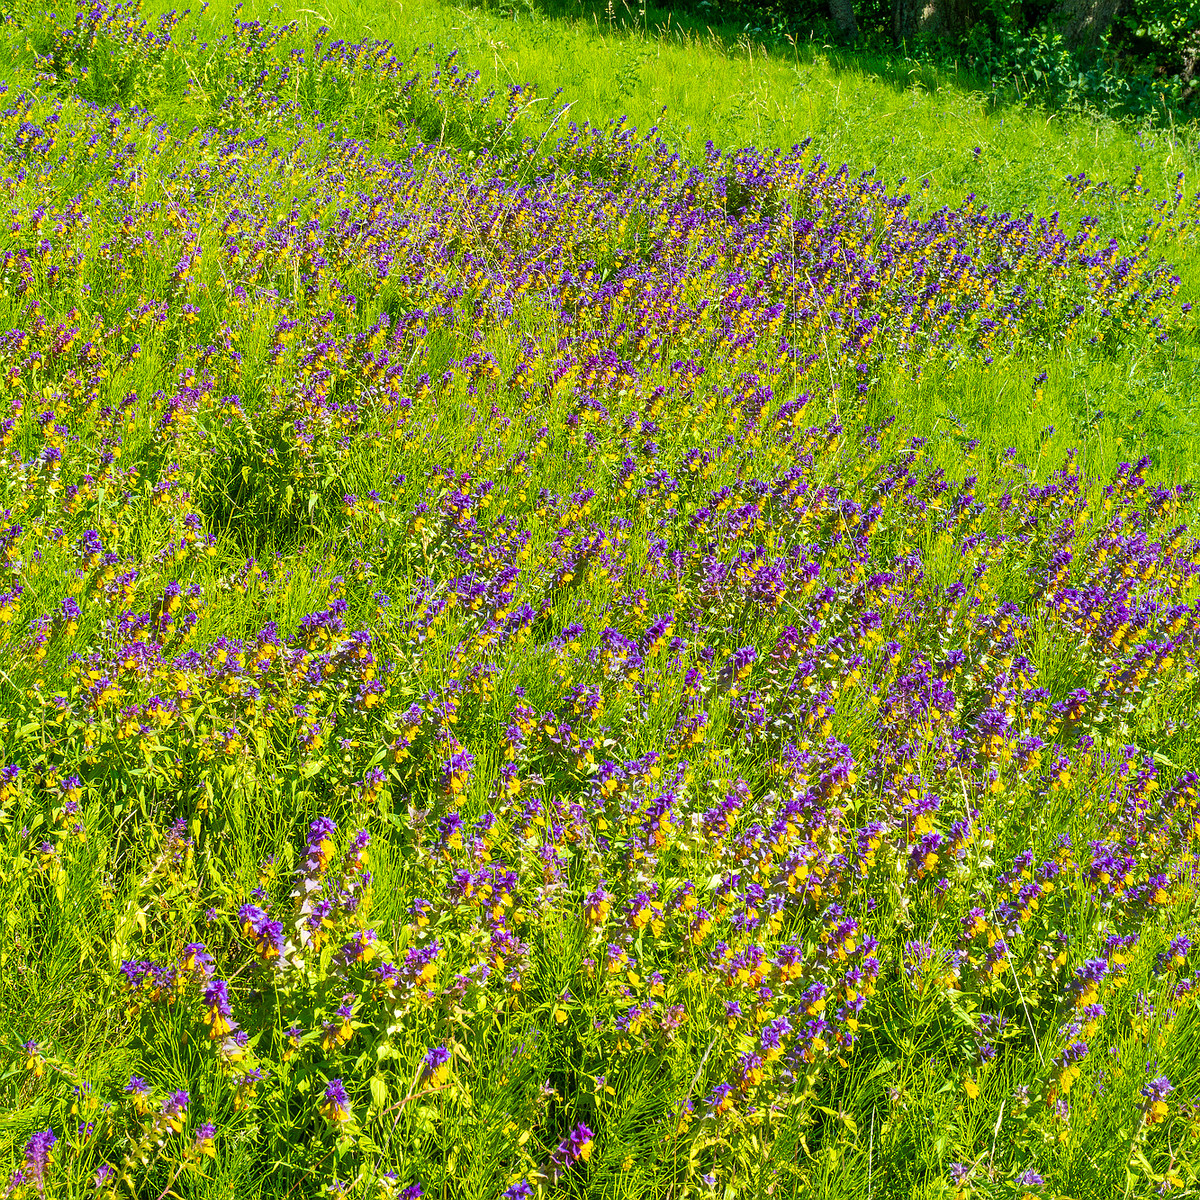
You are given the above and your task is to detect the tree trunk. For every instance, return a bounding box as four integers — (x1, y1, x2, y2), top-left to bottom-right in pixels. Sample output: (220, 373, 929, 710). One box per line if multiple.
(893, 0, 920, 42)
(1182, 33, 1199, 104)
(1053, 0, 1122, 50)
(893, 0, 967, 42)
(829, 0, 858, 40)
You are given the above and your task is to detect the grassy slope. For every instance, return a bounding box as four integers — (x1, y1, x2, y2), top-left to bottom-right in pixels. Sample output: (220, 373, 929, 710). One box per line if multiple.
(135, 0, 1200, 486)
(0, 4, 1198, 1198)
(413, 0, 1200, 486)
(194, 0, 1200, 217)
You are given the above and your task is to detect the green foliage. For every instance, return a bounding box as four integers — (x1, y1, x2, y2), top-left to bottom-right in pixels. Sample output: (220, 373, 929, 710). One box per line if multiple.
(1115, 0, 1200, 99)
(0, 0, 1197, 1198)
(607, 0, 1200, 117)
(6, 0, 191, 105)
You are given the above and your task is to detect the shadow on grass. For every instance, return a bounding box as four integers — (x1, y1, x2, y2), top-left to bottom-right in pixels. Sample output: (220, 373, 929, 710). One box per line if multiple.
(453, 0, 1197, 126)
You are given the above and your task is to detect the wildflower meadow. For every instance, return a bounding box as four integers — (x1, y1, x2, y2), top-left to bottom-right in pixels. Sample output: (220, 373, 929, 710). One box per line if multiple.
(1, 1, 1200, 1196)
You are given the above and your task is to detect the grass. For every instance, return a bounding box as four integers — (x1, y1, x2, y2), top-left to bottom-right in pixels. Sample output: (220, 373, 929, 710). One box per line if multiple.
(0, 0, 1198, 1197)
(33, 0, 1200, 467)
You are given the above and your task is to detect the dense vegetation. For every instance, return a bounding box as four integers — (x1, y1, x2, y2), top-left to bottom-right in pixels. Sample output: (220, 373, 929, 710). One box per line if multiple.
(621, 0, 1200, 117)
(0, 0, 1199, 1197)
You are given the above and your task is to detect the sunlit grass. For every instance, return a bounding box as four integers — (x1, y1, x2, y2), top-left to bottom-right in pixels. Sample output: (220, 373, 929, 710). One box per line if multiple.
(0, 1, 1198, 1197)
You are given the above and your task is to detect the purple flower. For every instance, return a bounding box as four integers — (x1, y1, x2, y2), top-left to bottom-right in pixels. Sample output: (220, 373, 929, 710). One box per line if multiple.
(551, 1122, 595, 1167)
(422, 1044, 452, 1085)
(180, 942, 214, 976)
(1143, 1073, 1173, 1121)
(203, 978, 236, 1037)
(24, 1129, 55, 1189)
(319, 1078, 351, 1124)
(239, 904, 285, 960)
(304, 817, 337, 874)
(163, 1091, 189, 1132)
(124, 1075, 152, 1113)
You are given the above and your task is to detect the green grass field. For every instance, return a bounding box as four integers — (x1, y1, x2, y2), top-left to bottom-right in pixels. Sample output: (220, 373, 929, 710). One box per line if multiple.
(1, 1, 1199, 1196)
(52, 0, 1200, 473)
